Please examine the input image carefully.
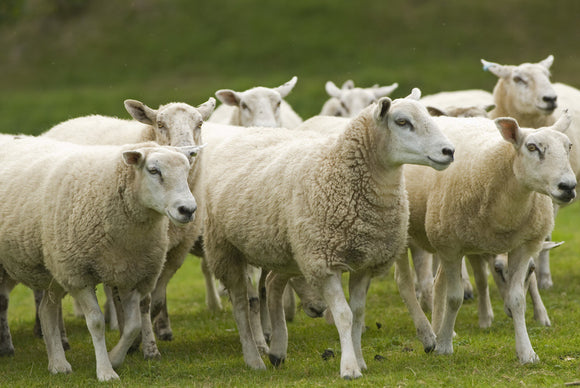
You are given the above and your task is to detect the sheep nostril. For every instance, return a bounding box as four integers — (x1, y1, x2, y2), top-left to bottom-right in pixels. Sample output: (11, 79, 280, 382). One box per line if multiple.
(178, 205, 196, 219)
(543, 95, 557, 104)
(558, 182, 576, 192)
(442, 147, 455, 159)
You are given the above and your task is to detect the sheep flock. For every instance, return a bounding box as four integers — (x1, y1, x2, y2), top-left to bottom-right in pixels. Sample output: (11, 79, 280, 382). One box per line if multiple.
(1, 55, 580, 381)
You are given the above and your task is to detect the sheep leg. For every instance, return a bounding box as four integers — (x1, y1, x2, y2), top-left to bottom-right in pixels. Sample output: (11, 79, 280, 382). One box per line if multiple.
(467, 254, 494, 328)
(40, 287, 73, 376)
(200, 257, 223, 312)
(506, 248, 539, 364)
(259, 270, 272, 343)
(348, 270, 371, 371)
(33, 289, 43, 338)
(409, 243, 434, 312)
(70, 287, 118, 381)
(395, 252, 437, 352)
(282, 284, 296, 322)
(537, 203, 558, 289)
(528, 272, 550, 326)
(461, 258, 475, 300)
(103, 285, 119, 331)
(266, 271, 292, 367)
(57, 299, 70, 351)
(432, 254, 463, 355)
(321, 270, 361, 379)
(108, 289, 142, 368)
(140, 294, 161, 359)
(247, 267, 269, 354)
(227, 266, 267, 370)
(0, 275, 17, 356)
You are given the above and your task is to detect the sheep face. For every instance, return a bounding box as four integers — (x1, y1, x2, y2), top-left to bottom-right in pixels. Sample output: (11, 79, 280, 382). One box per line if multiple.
(123, 147, 199, 225)
(374, 89, 455, 171)
(482, 55, 557, 117)
(496, 115, 576, 204)
(124, 98, 216, 147)
(326, 81, 398, 117)
(216, 76, 298, 127)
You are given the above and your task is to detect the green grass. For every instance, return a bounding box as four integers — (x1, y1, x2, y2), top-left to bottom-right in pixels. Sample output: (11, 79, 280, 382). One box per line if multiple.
(1, 201, 580, 386)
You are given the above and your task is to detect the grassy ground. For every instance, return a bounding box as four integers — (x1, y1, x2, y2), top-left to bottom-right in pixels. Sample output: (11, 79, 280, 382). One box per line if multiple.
(1, 201, 580, 386)
(1, 1, 580, 386)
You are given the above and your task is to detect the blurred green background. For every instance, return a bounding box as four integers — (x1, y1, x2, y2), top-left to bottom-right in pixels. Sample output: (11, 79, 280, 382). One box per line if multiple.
(1, 0, 579, 135)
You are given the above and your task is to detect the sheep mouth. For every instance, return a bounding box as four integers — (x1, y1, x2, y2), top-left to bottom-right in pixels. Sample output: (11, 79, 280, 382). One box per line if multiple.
(537, 104, 557, 113)
(427, 156, 453, 171)
(166, 210, 195, 226)
(552, 190, 576, 204)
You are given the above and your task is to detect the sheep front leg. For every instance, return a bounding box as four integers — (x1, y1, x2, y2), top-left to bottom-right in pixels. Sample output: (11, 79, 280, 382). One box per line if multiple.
(467, 254, 494, 328)
(140, 294, 161, 359)
(69, 287, 117, 381)
(108, 290, 142, 369)
(348, 270, 371, 371)
(265, 271, 292, 367)
(432, 254, 463, 355)
(506, 249, 540, 364)
(0, 276, 17, 356)
(395, 253, 437, 352)
(321, 270, 361, 379)
(528, 272, 550, 326)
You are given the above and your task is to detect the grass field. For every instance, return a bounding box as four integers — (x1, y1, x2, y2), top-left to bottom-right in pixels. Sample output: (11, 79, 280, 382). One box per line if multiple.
(1, 0, 580, 386)
(1, 201, 580, 386)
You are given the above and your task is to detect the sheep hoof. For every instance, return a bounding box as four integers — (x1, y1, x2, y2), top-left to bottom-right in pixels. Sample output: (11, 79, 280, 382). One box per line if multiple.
(62, 339, 70, 351)
(157, 332, 173, 341)
(268, 354, 285, 367)
(0, 346, 15, 357)
(463, 289, 474, 301)
(423, 344, 436, 354)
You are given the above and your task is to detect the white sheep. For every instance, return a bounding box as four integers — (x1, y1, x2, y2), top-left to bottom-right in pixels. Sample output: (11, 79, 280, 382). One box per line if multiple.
(404, 113, 575, 364)
(320, 79, 399, 117)
(0, 135, 201, 381)
(209, 76, 303, 128)
(201, 89, 454, 378)
(40, 97, 215, 359)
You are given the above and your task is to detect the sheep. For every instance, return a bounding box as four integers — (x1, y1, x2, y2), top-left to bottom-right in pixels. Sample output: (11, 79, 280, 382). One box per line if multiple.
(40, 97, 214, 359)
(0, 135, 201, 381)
(426, 103, 495, 118)
(209, 76, 303, 128)
(201, 89, 454, 378)
(404, 113, 575, 364)
(320, 79, 399, 117)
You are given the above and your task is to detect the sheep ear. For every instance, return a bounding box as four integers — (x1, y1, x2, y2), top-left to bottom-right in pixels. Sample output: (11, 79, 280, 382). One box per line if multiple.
(274, 76, 298, 98)
(373, 82, 399, 98)
(374, 97, 392, 122)
(124, 100, 157, 125)
(495, 117, 523, 147)
(215, 89, 241, 106)
(342, 80, 355, 89)
(178, 144, 205, 163)
(325, 81, 343, 98)
(406, 88, 421, 100)
(123, 150, 145, 166)
(538, 54, 554, 70)
(197, 97, 216, 121)
(481, 59, 512, 79)
(427, 106, 447, 117)
(552, 109, 572, 133)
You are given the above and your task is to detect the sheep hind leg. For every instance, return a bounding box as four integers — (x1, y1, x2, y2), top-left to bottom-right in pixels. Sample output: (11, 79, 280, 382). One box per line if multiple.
(395, 252, 436, 352)
(247, 267, 269, 354)
(103, 285, 119, 331)
(259, 270, 272, 344)
(410, 243, 434, 313)
(433, 255, 463, 355)
(140, 294, 161, 360)
(41, 287, 73, 376)
(528, 271, 550, 326)
(321, 270, 361, 379)
(0, 276, 17, 356)
(108, 289, 143, 368)
(467, 254, 494, 328)
(266, 271, 292, 367)
(33, 289, 43, 339)
(200, 257, 223, 312)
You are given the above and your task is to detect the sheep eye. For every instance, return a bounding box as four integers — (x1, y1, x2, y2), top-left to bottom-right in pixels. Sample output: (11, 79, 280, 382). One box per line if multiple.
(241, 102, 249, 111)
(396, 118, 408, 126)
(340, 101, 349, 113)
(157, 121, 165, 129)
(514, 76, 527, 85)
(527, 144, 538, 152)
(276, 101, 281, 108)
(148, 167, 161, 176)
